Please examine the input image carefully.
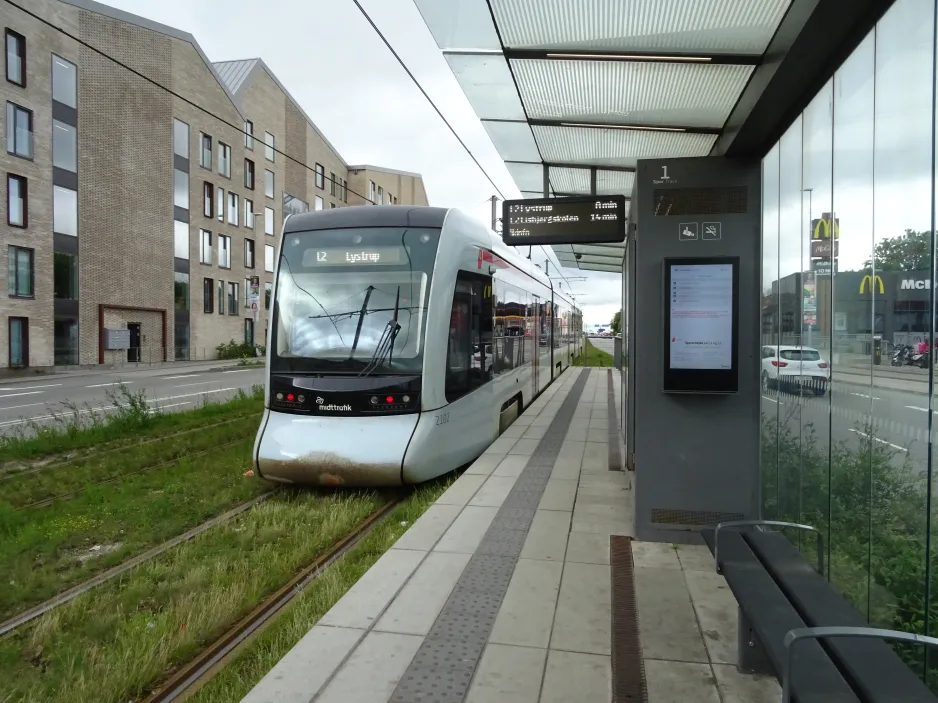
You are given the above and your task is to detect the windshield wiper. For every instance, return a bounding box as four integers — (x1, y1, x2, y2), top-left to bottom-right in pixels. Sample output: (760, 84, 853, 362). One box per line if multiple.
(359, 287, 401, 377)
(348, 286, 375, 360)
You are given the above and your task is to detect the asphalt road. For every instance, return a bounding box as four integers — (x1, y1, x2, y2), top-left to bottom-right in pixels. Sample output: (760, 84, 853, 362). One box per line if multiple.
(589, 336, 616, 357)
(0, 364, 267, 435)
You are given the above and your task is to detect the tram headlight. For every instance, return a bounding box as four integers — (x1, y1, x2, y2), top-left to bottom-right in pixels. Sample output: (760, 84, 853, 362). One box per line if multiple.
(419, 233, 430, 243)
(276, 392, 283, 400)
(402, 395, 411, 403)
(370, 396, 378, 405)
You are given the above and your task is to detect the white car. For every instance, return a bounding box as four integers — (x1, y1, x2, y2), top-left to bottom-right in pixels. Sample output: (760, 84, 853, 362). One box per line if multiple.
(760, 345, 830, 395)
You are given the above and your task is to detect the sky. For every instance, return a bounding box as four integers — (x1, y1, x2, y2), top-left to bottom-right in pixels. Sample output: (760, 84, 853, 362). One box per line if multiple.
(98, 0, 624, 327)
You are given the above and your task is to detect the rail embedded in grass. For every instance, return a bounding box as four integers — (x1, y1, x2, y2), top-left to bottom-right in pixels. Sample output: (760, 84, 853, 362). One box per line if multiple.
(0, 383, 264, 462)
(0, 490, 391, 703)
(574, 339, 615, 368)
(0, 437, 268, 624)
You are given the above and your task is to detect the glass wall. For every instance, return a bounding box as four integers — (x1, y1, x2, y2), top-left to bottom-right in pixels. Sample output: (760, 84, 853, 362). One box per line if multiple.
(759, 0, 937, 680)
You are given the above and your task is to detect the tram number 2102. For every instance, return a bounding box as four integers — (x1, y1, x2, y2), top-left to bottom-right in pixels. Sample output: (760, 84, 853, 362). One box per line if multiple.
(435, 412, 450, 426)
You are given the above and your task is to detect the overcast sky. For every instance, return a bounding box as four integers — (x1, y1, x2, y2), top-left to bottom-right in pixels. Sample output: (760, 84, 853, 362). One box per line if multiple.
(99, 0, 624, 326)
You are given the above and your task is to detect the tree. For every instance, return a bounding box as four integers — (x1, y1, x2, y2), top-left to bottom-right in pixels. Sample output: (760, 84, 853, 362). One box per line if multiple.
(610, 310, 622, 336)
(863, 229, 933, 271)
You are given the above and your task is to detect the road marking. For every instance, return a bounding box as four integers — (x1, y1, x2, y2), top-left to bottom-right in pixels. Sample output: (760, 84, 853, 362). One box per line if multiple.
(163, 374, 201, 380)
(849, 428, 908, 452)
(149, 401, 191, 411)
(86, 381, 133, 388)
(222, 369, 255, 374)
(0, 400, 49, 412)
(0, 383, 61, 391)
(851, 392, 881, 400)
(762, 396, 778, 403)
(149, 388, 239, 403)
(903, 405, 938, 413)
(172, 381, 222, 388)
(0, 391, 44, 400)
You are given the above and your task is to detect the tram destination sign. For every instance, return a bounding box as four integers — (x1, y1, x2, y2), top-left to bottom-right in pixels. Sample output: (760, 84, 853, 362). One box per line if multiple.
(501, 194, 627, 246)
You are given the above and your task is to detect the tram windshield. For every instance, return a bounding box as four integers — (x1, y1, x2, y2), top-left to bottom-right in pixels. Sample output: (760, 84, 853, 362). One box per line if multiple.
(272, 226, 440, 374)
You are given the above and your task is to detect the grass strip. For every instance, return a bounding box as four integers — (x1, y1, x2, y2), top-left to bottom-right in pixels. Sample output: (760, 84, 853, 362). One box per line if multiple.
(2, 414, 261, 509)
(0, 437, 269, 623)
(574, 339, 615, 367)
(0, 385, 264, 462)
(188, 478, 453, 703)
(0, 489, 390, 703)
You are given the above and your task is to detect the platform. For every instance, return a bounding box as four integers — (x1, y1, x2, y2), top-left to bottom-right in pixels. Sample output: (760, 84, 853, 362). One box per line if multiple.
(241, 368, 780, 702)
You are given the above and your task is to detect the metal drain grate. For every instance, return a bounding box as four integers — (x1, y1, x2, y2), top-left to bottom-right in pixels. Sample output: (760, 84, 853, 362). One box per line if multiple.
(610, 535, 648, 703)
(387, 369, 592, 703)
(607, 369, 622, 471)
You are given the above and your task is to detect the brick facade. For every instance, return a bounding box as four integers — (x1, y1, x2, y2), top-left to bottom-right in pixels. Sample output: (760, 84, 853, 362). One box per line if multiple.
(0, 0, 428, 372)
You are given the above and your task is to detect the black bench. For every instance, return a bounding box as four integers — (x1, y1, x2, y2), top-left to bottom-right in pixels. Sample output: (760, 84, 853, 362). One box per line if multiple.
(701, 520, 938, 703)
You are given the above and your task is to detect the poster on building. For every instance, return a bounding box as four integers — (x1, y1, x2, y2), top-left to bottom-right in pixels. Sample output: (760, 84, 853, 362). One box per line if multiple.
(249, 276, 260, 322)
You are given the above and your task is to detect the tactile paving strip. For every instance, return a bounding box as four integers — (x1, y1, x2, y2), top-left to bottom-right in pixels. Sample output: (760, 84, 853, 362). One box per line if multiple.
(387, 369, 592, 703)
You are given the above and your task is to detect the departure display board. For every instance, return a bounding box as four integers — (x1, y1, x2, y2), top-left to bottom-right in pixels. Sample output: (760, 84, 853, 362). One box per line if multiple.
(663, 256, 740, 394)
(302, 246, 404, 267)
(501, 195, 627, 246)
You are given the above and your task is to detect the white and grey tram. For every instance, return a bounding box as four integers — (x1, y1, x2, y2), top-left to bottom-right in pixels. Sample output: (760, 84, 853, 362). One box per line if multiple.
(253, 205, 583, 486)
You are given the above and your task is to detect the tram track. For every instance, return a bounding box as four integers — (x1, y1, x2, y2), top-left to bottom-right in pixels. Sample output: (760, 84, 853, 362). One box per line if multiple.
(140, 494, 407, 703)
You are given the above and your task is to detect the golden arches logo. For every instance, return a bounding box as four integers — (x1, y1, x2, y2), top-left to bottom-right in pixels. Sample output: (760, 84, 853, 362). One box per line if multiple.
(859, 274, 884, 294)
(812, 217, 840, 240)
(483, 284, 492, 298)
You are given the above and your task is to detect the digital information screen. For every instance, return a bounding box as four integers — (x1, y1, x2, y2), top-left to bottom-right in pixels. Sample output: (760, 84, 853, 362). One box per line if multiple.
(302, 246, 404, 267)
(663, 257, 739, 394)
(501, 194, 627, 246)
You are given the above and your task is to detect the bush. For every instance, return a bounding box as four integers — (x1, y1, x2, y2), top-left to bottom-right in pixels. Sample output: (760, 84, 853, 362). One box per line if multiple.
(215, 339, 265, 360)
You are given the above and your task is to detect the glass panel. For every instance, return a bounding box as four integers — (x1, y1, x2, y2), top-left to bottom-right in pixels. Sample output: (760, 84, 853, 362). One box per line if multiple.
(482, 120, 541, 162)
(201, 133, 211, 168)
(265, 244, 274, 272)
(174, 220, 189, 259)
(173, 118, 189, 158)
(315, 196, 323, 211)
(15, 247, 31, 296)
(173, 169, 189, 209)
(265, 169, 274, 198)
(203, 278, 213, 313)
(200, 230, 212, 264)
(8, 175, 24, 226)
(174, 322, 189, 360)
(264, 132, 274, 161)
(6, 32, 23, 84)
(52, 55, 77, 108)
(532, 124, 716, 167)
(760, 143, 781, 523)
(596, 169, 636, 196)
(54, 318, 78, 365)
(53, 120, 77, 172)
(283, 192, 309, 218)
(505, 162, 544, 192)
(218, 279, 224, 315)
(265, 207, 274, 235)
(549, 166, 590, 194)
(245, 238, 254, 268)
(244, 119, 253, 149)
(829, 30, 875, 621)
(216, 186, 224, 222)
(218, 235, 230, 268)
(9, 318, 25, 366)
(53, 186, 77, 236)
(265, 281, 272, 310)
(218, 143, 230, 178)
(174, 272, 189, 310)
(872, 0, 932, 672)
(228, 191, 239, 225)
(512, 59, 753, 129)
(412, 0, 501, 50)
(489, 0, 789, 54)
(445, 54, 527, 121)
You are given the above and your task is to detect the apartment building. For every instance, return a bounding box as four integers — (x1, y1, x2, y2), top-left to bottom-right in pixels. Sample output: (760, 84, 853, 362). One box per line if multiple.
(0, 0, 429, 372)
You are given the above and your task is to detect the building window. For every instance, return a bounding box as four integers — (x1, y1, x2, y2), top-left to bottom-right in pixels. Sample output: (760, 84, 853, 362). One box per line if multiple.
(264, 206, 274, 235)
(174, 271, 189, 310)
(53, 186, 77, 236)
(200, 229, 212, 264)
(173, 169, 189, 209)
(174, 220, 189, 259)
(244, 238, 255, 268)
(243, 277, 251, 307)
(54, 318, 78, 366)
(6, 102, 32, 159)
(217, 279, 224, 315)
(315, 163, 324, 189)
(7, 173, 26, 227)
(227, 191, 239, 226)
(218, 234, 231, 268)
(264, 131, 274, 161)
(368, 180, 375, 203)
(393, 196, 398, 205)
(203, 182, 213, 218)
(244, 119, 253, 149)
(245, 318, 254, 345)
(245, 199, 254, 229)
(265, 281, 272, 310)
(7, 245, 33, 297)
(330, 172, 336, 196)
(244, 158, 255, 189)
(203, 277, 214, 313)
(8, 317, 27, 368)
(215, 186, 224, 222)
(228, 282, 238, 315)
(52, 55, 76, 108)
(344, 180, 348, 202)
(377, 185, 383, 205)
(330, 202, 336, 209)
(173, 118, 189, 158)
(264, 169, 274, 198)
(218, 141, 231, 178)
(5, 30, 24, 87)
(265, 243, 274, 272)
(200, 133, 212, 169)
(315, 195, 323, 211)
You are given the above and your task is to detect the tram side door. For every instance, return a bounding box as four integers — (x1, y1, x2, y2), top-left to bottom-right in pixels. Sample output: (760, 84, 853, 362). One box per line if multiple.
(531, 296, 540, 392)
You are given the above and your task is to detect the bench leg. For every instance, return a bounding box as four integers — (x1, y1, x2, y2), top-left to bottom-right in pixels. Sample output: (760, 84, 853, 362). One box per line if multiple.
(737, 607, 773, 675)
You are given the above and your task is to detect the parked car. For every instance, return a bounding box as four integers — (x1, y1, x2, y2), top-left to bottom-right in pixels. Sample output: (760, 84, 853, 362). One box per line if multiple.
(760, 344, 830, 395)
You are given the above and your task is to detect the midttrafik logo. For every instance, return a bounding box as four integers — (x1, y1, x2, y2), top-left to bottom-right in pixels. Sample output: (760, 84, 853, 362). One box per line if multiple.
(315, 396, 351, 412)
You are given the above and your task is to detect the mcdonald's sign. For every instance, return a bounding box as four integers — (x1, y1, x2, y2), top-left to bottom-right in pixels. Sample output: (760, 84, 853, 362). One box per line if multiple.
(812, 215, 840, 240)
(859, 274, 884, 294)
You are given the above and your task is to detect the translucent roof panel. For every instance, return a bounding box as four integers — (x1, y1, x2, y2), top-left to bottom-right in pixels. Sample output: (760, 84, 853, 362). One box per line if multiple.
(412, 0, 501, 50)
(521, 189, 555, 198)
(533, 124, 716, 167)
(597, 170, 636, 196)
(506, 161, 547, 192)
(572, 243, 626, 256)
(490, 0, 791, 54)
(512, 59, 754, 129)
(483, 121, 542, 162)
(446, 54, 528, 121)
(549, 167, 591, 193)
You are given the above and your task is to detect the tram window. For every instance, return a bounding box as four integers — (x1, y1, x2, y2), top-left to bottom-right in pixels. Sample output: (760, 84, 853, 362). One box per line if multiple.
(445, 271, 493, 402)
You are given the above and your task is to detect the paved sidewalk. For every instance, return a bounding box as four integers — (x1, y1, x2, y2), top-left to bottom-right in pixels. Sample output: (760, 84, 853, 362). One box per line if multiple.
(0, 358, 249, 385)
